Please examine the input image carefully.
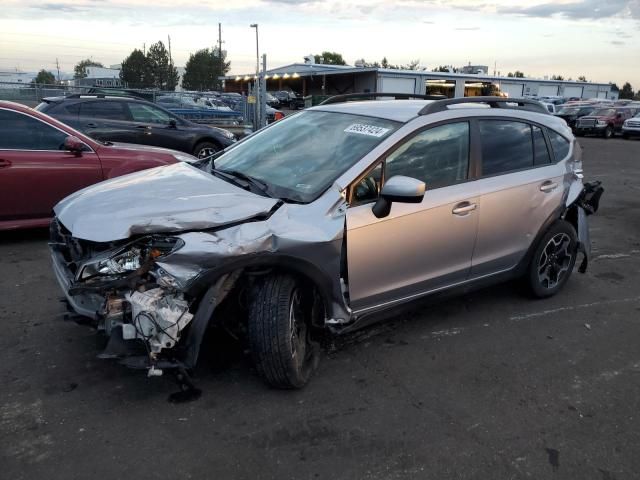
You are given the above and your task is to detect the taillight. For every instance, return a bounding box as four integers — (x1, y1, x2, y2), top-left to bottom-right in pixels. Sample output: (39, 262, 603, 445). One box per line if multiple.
(274, 112, 284, 121)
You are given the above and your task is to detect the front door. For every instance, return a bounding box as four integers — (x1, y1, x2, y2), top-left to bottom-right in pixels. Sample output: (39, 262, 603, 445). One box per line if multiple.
(0, 108, 103, 222)
(346, 121, 479, 313)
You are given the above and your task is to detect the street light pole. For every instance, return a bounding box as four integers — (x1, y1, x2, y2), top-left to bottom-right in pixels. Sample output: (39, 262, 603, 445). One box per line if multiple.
(250, 24, 260, 130)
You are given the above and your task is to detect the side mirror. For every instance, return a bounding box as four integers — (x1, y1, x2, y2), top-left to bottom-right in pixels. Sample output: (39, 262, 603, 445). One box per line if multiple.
(64, 135, 85, 154)
(372, 175, 425, 219)
(168, 119, 178, 128)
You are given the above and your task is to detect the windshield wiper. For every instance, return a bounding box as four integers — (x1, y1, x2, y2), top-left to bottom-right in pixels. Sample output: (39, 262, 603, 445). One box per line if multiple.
(218, 169, 271, 196)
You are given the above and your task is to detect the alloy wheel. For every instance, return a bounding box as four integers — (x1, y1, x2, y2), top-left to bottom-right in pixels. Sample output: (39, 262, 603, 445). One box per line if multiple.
(537, 233, 573, 289)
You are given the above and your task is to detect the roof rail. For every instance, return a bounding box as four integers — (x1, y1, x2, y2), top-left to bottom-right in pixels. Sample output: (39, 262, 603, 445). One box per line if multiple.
(418, 96, 548, 115)
(319, 92, 446, 106)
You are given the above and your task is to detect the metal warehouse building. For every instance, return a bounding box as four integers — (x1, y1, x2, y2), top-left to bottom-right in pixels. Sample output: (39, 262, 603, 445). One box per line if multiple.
(224, 62, 615, 100)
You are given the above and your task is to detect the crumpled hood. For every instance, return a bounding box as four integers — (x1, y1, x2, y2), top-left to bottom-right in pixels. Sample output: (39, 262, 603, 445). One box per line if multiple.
(54, 162, 280, 242)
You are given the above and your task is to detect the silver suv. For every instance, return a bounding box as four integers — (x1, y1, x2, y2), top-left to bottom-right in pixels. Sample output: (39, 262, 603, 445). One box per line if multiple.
(50, 96, 603, 392)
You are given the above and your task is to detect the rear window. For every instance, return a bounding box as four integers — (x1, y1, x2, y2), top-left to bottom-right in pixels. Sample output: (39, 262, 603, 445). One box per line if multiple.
(547, 130, 570, 161)
(479, 120, 534, 176)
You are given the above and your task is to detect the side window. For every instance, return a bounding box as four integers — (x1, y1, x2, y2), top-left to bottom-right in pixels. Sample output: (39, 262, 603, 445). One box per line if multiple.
(385, 122, 470, 189)
(0, 109, 67, 151)
(128, 103, 173, 125)
(533, 126, 551, 165)
(547, 130, 570, 161)
(79, 101, 127, 120)
(479, 120, 533, 176)
(353, 163, 382, 204)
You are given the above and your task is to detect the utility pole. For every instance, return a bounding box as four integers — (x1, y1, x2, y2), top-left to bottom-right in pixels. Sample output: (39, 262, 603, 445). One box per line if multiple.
(55, 58, 61, 83)
(250, 24, 260, 130)
(218, 23, 223, 89)
(260, 53, 267, 128)
(167, 35, 172, 90)
(143, 43, 146, 55)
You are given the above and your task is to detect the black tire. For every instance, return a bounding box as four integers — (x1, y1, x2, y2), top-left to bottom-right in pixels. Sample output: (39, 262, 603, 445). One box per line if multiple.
(248, 274, 320, 389)
(575, 131, 584, 137)
(193, 141, 220, 159)
(603, 126, 614, 139)
(527, 220, 578, 298)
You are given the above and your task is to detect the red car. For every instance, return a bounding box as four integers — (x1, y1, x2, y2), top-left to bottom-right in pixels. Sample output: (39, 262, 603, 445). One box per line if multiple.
(0, 101, 192, 231)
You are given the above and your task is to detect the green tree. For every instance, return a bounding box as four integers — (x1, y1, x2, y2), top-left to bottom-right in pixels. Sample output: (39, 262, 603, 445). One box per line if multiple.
(578, 75, 587, 82)
(432, 65, 451, 72)
(146, 41, 179, 90)
(314, 51, 346, 65)
(507, 71, 525, 78)
(33, 69, 55, 84)
(120, 49, 149, 89)
(74, 59, 104, 79)
(620, 82, 635, 99)
(182, 48, 231, 91)
(401, 59, 420, 70)
(551, 74, 565, 81)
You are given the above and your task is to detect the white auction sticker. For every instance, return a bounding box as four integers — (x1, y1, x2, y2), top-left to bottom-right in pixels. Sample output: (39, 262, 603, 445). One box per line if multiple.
(344, 124, 390, 137)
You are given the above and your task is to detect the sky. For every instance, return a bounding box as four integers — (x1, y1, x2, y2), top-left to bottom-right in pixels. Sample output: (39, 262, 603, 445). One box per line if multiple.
(1, 0, 639, 87)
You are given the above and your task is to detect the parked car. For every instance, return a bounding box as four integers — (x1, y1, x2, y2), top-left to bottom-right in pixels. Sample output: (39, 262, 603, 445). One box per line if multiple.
(622, 113, 640, 139)
(265, 92, 280, 108)
(37, 95, 237, 158)
(575, 107, 635, 138)
(0, 100, 192, 231)
(554, 104, 595, 130)
(50, 96, 602, 392)
(542, 102, 557, 114)
(272, 90, 305, 109)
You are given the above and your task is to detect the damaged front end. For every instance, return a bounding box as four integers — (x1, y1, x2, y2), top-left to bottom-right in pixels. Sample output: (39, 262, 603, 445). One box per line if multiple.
(50, 220, 198, 376)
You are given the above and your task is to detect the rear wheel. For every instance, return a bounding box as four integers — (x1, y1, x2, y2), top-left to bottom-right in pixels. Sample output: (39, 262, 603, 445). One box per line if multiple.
(527, 221, 578, 298)
(603, 126, 614, 139)
(248, 274, 320, 389)
(193, 141, 220, 159)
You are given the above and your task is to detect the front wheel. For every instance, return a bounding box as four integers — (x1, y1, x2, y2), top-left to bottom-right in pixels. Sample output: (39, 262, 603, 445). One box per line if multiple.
(193, 141, 220, 159)
(527, 221, 578, 298)
(603, 126, 614, 139)
(248, 274, 320, 389)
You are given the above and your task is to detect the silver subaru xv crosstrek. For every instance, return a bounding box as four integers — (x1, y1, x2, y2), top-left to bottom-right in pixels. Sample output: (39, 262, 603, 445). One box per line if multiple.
(50, 95, 603, 392)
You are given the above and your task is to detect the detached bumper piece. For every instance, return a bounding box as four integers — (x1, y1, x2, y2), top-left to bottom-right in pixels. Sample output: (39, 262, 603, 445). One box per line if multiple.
(574, 181, 604, 273)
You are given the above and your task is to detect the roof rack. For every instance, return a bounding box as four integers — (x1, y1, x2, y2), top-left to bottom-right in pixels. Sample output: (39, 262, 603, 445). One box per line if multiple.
(319, 93, 446, 106)
(418, 96, 548, 115)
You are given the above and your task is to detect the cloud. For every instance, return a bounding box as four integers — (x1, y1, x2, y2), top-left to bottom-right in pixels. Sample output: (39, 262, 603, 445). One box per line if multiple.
(498, 0, 639, 20)
(35, 2, 86, 12)
(454, 26, 480, 30)
(611, 40, 626, 45)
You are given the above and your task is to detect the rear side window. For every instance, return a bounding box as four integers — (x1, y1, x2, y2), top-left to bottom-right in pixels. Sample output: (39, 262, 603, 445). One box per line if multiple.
(385, 122, 470, 189)
(128, 102, 174, 124)
(532, 126, 551, 165)
(80, 101, 127, 120)
(547, 130, 570, 161)
(479, 120, 533, 176)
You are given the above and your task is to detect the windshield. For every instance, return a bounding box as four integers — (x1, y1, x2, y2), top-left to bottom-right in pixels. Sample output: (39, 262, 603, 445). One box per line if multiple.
(592, 108, 615, 117)
(213, 110, 399, 202)
(557, 106, 579, 115)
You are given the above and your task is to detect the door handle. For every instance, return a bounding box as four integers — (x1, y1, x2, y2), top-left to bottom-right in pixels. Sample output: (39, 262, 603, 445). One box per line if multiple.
(540, 181, 558, 192)
(0, 159, 11, 168)
(452, 202, 477, 216)
(86, 123, 97, 128)
(136, 125, 151, 129)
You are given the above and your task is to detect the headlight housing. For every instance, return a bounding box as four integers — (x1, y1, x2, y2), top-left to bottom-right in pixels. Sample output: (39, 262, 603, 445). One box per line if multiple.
(596, 120, 607, 127)
(78, 236, 183, 281)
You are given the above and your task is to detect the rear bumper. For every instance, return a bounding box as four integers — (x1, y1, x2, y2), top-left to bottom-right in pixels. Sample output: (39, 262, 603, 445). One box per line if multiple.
(576, 125, 607, 134)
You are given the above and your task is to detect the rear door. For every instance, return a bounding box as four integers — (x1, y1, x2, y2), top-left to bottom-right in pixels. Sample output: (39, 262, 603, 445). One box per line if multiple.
(78, 100, 138, 143)
(346, 121, 480, 312)
(125, 101, 190, 152)
(0, 108, 103, 222)
(469, 119, 566, 278)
